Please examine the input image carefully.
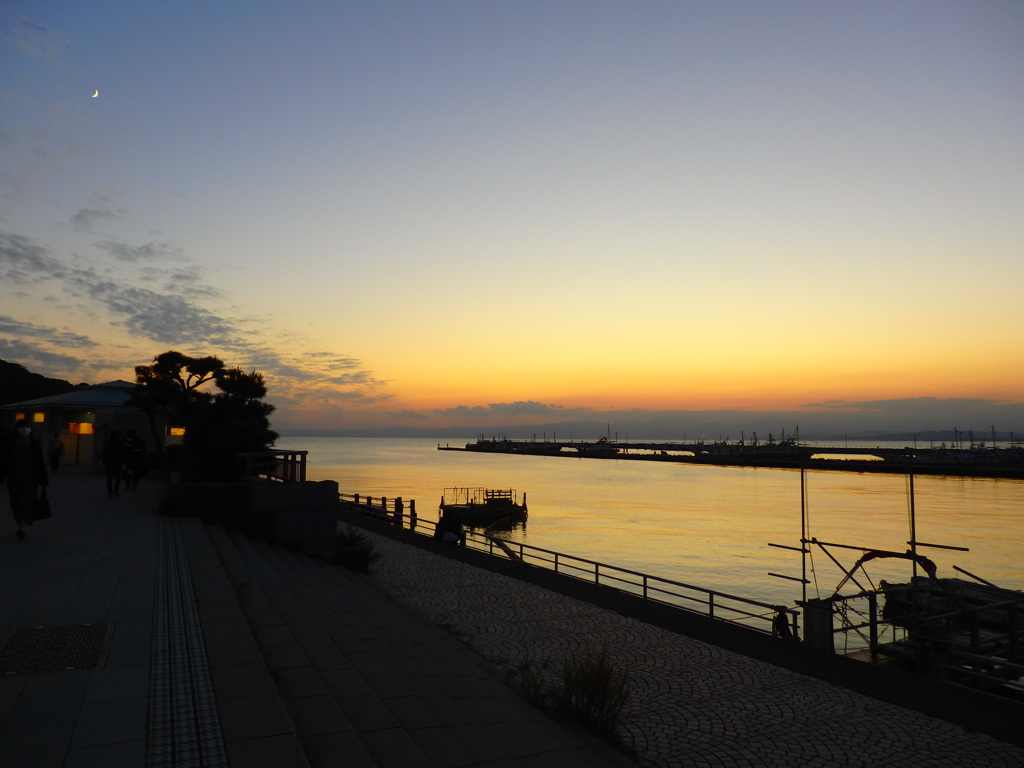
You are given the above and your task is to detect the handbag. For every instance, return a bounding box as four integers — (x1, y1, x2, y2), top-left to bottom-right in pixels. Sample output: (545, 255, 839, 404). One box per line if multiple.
(33, 488, 52, 520)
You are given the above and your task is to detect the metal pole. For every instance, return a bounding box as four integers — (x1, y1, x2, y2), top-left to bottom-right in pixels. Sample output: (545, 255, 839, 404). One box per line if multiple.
(869, 592, 878, 661)
(909, 468, 918, 578)
(801, 467, 808, 605)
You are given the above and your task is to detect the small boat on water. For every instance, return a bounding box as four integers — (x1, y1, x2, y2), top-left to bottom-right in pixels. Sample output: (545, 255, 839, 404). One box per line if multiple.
(439, 487, 528, 527)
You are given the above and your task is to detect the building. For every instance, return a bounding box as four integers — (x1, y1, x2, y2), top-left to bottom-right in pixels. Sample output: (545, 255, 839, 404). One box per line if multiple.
(0, 381, 177, 470)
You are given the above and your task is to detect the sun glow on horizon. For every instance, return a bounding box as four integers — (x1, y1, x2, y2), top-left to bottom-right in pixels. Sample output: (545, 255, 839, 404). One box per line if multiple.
(3, 2, 1023, 433)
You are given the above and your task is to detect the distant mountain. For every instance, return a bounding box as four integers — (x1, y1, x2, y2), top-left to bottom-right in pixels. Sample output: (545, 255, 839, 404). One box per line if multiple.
(0, 359, 84, 405)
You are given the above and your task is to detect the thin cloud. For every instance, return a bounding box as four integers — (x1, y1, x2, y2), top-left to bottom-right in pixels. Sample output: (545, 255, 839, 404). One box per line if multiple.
(0, 315, 96, 347)
(240, 348, 384, 388)
(0, 231, 62, 283)
(96, 239, 184, 262)
(0, 339, 83, 370)
(323, 370, 382, 387)
(435, 400, 589, 418)
(71, 208, 122, 233)
(244, 349, 390, 410)
(2, 229, 388, 413)
(1, 231, 239, 346)
(140, 265, 222, 299)
(85, 280, 238, 345)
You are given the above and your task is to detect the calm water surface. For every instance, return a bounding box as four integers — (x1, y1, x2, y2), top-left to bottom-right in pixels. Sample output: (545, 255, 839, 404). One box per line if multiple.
(277, 437, 1024, 608)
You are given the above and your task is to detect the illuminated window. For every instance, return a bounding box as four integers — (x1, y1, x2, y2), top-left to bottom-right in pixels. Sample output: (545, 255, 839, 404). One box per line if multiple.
(68, 422, 94, 435)
(33, 412, 45, 423)
(15, 412, 25, 422)
(169, 426, 186, 437)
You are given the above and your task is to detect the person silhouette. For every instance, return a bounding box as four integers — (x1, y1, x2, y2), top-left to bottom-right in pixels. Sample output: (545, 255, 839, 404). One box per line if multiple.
(103, 430, 125, 497)
(122, 428, 148, 491)
(0, 419, 49, 539)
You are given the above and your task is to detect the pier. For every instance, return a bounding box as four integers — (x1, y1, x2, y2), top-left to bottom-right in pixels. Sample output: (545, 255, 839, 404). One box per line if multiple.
(439, 437, 1024, 478)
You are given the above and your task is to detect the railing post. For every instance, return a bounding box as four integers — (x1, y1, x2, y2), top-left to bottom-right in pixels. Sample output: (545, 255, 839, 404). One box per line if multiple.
(354, 493, 360, 505)
(1009, 603, 1018, 664)
(394, 497, 403, 527)
(409, 499, 417, 529)
(868, 592, 879, 661)
(708, 593, 715, 619)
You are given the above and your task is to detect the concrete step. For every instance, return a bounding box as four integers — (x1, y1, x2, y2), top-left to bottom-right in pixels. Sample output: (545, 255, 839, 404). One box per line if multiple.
(224, 531, 468, 768)
(204, 525, 382, 768)
(180, 517, 313, 768)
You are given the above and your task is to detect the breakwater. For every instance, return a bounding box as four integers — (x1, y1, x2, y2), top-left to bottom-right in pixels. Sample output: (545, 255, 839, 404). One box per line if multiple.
(440, 437, 1024, 478)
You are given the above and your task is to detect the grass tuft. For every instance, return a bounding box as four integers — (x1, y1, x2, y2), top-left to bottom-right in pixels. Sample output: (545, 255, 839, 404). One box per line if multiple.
(555, 651, 630, 735)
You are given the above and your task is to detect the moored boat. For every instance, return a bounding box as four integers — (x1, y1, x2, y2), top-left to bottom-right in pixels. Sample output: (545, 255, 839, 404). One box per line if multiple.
(439, 487, 528, 526)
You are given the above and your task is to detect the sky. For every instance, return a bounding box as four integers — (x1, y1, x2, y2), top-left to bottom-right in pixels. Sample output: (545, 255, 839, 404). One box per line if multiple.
(2, 1, 1023, 436)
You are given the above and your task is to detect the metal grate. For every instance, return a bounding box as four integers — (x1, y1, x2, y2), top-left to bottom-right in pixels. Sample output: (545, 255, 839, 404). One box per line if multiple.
(148, 517, 228, 768)
(0, 622, 113, 676)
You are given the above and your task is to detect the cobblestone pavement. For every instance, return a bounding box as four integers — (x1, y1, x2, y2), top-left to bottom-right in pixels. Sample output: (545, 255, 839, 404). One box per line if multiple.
(363, 533, 1024, 768)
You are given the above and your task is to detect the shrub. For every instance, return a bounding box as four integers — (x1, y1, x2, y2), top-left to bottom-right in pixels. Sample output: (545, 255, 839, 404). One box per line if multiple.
(555, 652, 630, 735)
(334, 526, 381, 573)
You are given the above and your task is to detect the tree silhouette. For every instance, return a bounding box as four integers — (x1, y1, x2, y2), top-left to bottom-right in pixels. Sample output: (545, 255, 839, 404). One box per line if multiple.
(136, 350, 224, 396)
(183, 367, 279, 481)
(131, 351, 278, 480)
(131, 351, 224, 450)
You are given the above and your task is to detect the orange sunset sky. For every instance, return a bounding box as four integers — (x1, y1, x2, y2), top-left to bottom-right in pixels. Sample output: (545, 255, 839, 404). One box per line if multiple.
(2, 2, 1023, 435)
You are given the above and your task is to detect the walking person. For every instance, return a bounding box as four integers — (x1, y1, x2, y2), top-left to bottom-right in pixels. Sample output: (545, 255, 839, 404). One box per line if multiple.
(0, 419, 49, 540)
(122, 428, 148, 491)
(103, 430, 125, 497)
(48, 434, 65, 472)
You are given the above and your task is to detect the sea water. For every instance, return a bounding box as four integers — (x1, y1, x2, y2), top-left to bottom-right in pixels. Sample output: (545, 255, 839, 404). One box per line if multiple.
(276, 436, 1024, 609)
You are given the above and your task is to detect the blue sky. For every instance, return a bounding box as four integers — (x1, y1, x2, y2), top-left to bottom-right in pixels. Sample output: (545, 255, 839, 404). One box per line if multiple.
(2, 1, 1023, 434)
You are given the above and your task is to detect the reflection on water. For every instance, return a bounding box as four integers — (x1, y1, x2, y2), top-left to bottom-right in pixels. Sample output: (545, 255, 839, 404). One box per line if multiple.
(279, 437, 1024, 608)
(476, 519, 527, 535)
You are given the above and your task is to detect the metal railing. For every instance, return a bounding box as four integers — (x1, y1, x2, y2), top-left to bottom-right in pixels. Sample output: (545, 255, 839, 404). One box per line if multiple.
(239, 450, 308, 482)
(842, 586, 1024, 694)
(337, 492, 796, 637)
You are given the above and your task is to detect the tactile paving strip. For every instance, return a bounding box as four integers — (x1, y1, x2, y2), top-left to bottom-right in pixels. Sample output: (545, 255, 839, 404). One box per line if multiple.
(148, 517, 228, 768)
(0, 622, 113, 676)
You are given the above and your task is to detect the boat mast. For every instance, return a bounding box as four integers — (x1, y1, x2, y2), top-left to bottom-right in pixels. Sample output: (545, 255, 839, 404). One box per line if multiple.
(801, 466, 808, 604)
(908, 464, 917, 578)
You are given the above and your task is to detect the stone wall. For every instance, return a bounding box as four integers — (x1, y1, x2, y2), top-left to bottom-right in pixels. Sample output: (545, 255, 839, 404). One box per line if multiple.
(169, 479, 339, 560)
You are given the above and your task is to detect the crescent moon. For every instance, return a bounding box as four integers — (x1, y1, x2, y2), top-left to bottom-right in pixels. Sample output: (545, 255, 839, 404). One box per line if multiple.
(92, 90, 99, 98)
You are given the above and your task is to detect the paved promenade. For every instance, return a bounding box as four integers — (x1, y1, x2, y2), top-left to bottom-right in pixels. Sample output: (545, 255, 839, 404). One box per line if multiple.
(0, 469, 628, 767)
(362, 532, 1024, 768)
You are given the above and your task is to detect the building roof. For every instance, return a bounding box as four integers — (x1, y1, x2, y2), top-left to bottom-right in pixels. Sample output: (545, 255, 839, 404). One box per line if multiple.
(0, 380, 136, 411)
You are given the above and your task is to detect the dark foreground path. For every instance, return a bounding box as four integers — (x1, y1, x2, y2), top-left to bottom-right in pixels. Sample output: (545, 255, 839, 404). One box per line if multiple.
(0, 470, 628, 767)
